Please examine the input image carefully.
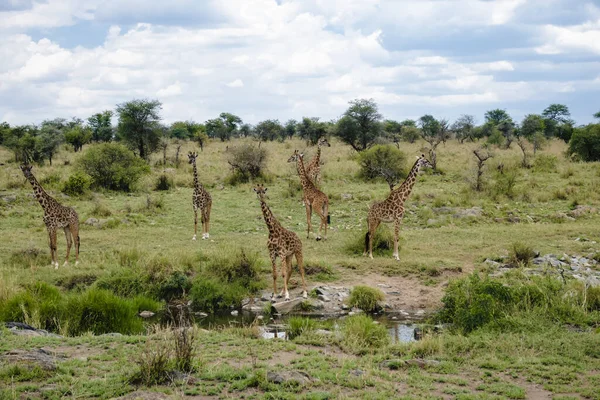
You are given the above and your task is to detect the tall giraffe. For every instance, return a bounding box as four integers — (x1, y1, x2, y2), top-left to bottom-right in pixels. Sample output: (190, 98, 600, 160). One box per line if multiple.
(253, 184, 307, 301)
(19, 165, 80, 269)
(305, 137, 330, 185)
(364, 155, 433, 260)
(188, 152, 212, 240)
(288, 150, 330, 241)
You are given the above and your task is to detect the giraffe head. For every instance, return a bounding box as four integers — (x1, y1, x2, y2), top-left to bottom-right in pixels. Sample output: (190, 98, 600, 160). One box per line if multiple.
(317, 137, 331, 147)
(253, 183, 268, 201)
(416, 154, 433, 170)
(187, 151, 198, 164)
(287, 149, 303, 163)
(19, 164, 33, 179)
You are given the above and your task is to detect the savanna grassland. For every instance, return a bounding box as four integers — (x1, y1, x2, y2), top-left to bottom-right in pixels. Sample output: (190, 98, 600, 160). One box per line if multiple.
(1, 138, 600, 399)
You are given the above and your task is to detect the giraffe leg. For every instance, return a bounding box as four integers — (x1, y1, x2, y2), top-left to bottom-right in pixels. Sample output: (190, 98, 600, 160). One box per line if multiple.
(269, 248, 278, 301)
(305, 202, 312, 239)
(295, 251, 307, 298)
(71, 223, 80, 266)
(282, 257, 291, 301)
(48, 228, 58, 269)
(204, 200, 212, 239)
(63, 227, 72, 266)
(393, 220, 400, 260)
(192, 209, 198, 241)
(314, 206, 325, 241)
(368, 219, 380, 260)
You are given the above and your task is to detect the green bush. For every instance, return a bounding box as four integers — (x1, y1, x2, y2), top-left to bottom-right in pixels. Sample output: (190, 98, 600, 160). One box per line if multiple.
(346, 226, 394, 256)
(153, 271, 192, 302)
(568, 124, 600, 162)
(357, 145, 407, 190)
(287, 316, 317, 340)
(189, 278, 248, 314)
(154, 174, 172, 191)
(65, 288, 145, 335)
(341, 315, 389, 354)
(348, 286, 385, 313)
(533, 154, 558, 173)
(0, 282, 63, 331)
(61, 171, 92, 196)
(509, 242, 536, 266)
(79, 143, 150, 191)
(95, 270, 147, 298)
(225, 144, 268, 184)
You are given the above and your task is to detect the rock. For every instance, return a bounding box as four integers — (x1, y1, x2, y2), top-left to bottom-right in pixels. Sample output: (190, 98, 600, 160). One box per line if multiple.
(271, 297, 305, 315)
(349, 369, 364, 377)
(315, 287, 330, 295)
(315, 329, 332, 336)
(194, 312, 208, 318)
(318, 294, 331, 302)
(426, 218, 438, 226)
(484, 259, 502, 268)
(341, 193, 353, 200)
(3, 349, 59, 371)
(414, 327, 423, 340)
(432, 206, 454, 214)
(406, 359, 441, 368)
(568, 205, 597, 218)
(138, 311, 155, 318)
(267, 370, 311, 385)
(453, 207, 483, 218)
(84, 218, 99, 226)
(507, 216, 521, 223)
(257, 315, 264, 320)
(231, 310, 239, 316)
(379, 359, 406, 370)
(2, 195, 17, 203)
(10, 328, 43, 337)
(341, 304, 350, 310)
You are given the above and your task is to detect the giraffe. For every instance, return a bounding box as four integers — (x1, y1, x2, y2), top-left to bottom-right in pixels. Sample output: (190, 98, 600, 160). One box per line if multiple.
(187, 151, 212, 240)
(19, 165, 80, 269)
(305, 137, 331, 185)
(253, 184, 307, 301)
(287, 150, 330, 241)
(364, 154, 433, 260)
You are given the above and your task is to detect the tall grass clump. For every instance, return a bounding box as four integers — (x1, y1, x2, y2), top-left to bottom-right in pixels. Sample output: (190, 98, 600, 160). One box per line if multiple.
(225, 143, 269, 184)
(341, 315, 389, 354)
(0, 282, 63, 331)
(509, 242, 536, 267)
(287, 316, 317, 340)
(61, 171, 92, 196)
(348, 285, 385, 313)
(345, 226, 394, 256)
(436, 272, 600, 334)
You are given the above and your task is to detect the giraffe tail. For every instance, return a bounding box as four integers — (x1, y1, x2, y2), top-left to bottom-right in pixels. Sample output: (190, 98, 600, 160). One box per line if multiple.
(365, 231, 370, 252)
(327, 215, 331, 224)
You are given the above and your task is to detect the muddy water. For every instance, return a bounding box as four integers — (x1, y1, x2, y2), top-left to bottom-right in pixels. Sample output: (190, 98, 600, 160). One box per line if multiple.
(192, 310, 421, 343)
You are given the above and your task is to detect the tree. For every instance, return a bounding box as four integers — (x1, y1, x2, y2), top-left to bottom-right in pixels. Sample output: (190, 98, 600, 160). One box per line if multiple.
(0, 121, 10, 145)
(64, 125, 92, 152)
(255, 119, 284, 142)
(542, 104, 572, 140)
(334, 99, 382, 151)
(520, 114, 546, 154)
(568, 124, 600, 162)
(594, 111, 600, 120)
(206, 112, 242, 141)
(284, 119, 297, 139)
(452, 115, 477, 143)
(358, 145, 407, 190)
(484, 109, 511, 125)
(473, 149, 492, 191)
(88, 111, 113, 142)
(116, 99, 162, 160)
(419, 115, 447, 170)
(239, 123, 253, 138)
(298, 117, 327, 145)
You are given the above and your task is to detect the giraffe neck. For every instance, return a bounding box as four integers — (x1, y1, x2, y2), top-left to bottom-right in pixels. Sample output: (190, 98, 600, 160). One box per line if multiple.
(296, 156, 313, 191)
(314, 146, 321, 165)
(192, 160, 202, 190)
(260, 199, 281, 234)
(393, 160, 421, 200)
(25, 173, 56, 211)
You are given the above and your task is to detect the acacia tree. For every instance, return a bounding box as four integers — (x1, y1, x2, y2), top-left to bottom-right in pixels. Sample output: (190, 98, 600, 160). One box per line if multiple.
(452, 114, 477, 143)
(484, 109, 515, 148)
(298, 117, 327, 145)
(88, 111, 113, 142)
(64, 125, 92, 152)
(116, 99, 162, 160)
(520, 114, 546, 155)
(542, 104, 573, 142)
(334, 98, 382, 151)
(419, 115, 447, 170)
(284, 119, 297, 139)
(594, 111, 600, 120)
(255, 119, 284, 142)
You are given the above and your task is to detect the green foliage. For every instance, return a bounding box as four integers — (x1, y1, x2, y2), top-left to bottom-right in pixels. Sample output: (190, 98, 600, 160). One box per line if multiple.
(189, 278, 248, 314)
(348, 286, 385, 313)
(226, 143, 268, 183)
(297, 117, 328, 145)
(61, 171, 92, 196)
(79, 142, 150, 191)
(154, 174, 172, 191)
(486, 128, 505, 146)
(334, 99, 382, 151)
(357, 145, 407, 190)
(255, 119, 285, 142)
(130, 339, 173, 386)
(116, 99, 162, 159)
(206, 113, 242, 141)
(436, 273, 600, 334)
(452, 114, 477, 143)
(95, 270, 147, 298)
(64, 125, 92, 152)
(287, 316, 317, 339)
(88, 110, 113, 142)
(154, 271, 192, 302)
(533, 154, 558, 172)
(341, 315, 389, 354)
(488, 165, 519, 200)
(568, 124, 600, 162)
(346, 226, 394, 256)
(65, 288, 145, 335)
(9, 247, 50, 268)
(0, 282, 63, 331)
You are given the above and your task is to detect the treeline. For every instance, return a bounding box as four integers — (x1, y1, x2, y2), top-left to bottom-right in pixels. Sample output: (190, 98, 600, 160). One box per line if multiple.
(1, 98, 600, 164)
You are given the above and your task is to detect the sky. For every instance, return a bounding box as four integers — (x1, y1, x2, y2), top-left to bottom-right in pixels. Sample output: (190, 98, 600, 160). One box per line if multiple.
(0, 0, 599, 127)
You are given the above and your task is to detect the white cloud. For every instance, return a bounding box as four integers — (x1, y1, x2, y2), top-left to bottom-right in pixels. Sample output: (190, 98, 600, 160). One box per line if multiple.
(226, 79, 244, 88)
(157, 82, 183, 97)
(536, 20, 600, 54)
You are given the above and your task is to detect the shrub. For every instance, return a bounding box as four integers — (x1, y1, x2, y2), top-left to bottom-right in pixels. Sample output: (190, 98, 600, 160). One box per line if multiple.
(226, 143, 268, 183)
(357, 145, 407, 190)
(0, 282, 63, 331)
(488, 166, 520, 200)
(154, 271, 192, 302)
(95, 270, 147, 298)
(79, 143, 150, 191)
(348, 286, 385, 313)
(211, 250, 261, 289)
(533, 154, 558, 173)
(154, 174, 172, 191)
(341, 315, 389, 354)
(61, 171, 92, 196)
(91, 201, 112, 217)
(189, 278, 247, 314)
(65, 288, 145, 335)
(346, 226, 394, 256)
(131, 338, 173, 386)
(568, 124, 600, 162)
(509, 242, 536, 266)
(287, 317, 317, 340)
